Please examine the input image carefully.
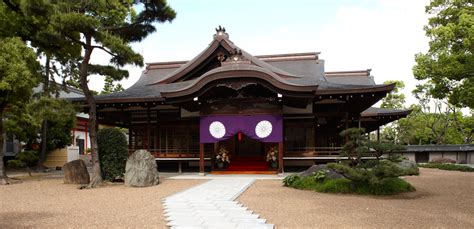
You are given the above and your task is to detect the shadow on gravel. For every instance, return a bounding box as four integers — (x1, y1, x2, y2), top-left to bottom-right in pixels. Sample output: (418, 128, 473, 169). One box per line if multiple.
(0, 211, 55, 228)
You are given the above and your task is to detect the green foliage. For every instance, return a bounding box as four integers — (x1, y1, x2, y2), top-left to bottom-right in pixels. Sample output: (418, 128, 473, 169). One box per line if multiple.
(0, 37, 39, 108)
(413, 0, 474, 109)
(8, 151, 39, 176)
(101, 76, 124, 95)
(97, 128, 128, 181)
(388, 155, 409, 163)
(283, 174, 414, 195)
(312, 170, 327, 182)
(282, 174, 300, 187)
(4, 97, 76, 151)
(381, 80, 406, 109)
(418, 163, 474, 172)
(385, 103, 473, 145)
(339, 128, 369, 165)
(29, 97, 77, 151)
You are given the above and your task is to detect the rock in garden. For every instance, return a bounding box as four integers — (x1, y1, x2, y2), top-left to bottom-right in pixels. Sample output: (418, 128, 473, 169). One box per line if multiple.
(397, 159, 417, 170)
(124, 150, 159, 187)
(396, 159, 419, 176)
(299, 164, 344, 179)
(63, 159, 90, 184)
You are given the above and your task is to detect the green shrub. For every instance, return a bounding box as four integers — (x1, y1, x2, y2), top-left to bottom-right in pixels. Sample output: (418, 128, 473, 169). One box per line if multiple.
(418, 163, 474, 172)
(97, 128, 128, 181)
(282, 174, 300, 186)
(388, 155, 408, 163)
(312, 170, 327, 181)
(8, 151, 39, 176)
(400, 167, 420, 176)
(430, 157, 456, 164)
(358, 178, 415, 195)
(282, 174, 414, 195)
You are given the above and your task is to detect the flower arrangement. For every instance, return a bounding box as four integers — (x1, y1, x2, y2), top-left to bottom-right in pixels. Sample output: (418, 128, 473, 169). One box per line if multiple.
(266, 147, 278, 169)
(216, 146, 230, 164)
(266, 147, 278, 162)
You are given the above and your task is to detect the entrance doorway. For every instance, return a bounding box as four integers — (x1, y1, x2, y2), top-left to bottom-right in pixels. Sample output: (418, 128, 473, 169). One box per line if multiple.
(235, 134, 264, 157)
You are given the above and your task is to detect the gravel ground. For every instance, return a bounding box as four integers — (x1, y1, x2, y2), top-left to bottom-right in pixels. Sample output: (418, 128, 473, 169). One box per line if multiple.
(238, 168, 474, 228)
(0, 177, 204, 228)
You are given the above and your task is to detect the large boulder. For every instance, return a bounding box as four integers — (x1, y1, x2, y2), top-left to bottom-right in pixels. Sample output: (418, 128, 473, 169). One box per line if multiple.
(396, 160, 419, 176)
(63, 159, 90, 184)
(124, 150, 159, 187)
(299, 164, 344, 179)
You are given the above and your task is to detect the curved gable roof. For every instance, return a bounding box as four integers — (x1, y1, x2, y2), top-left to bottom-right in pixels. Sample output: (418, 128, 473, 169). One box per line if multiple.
(159, 63, 318, 99)
(149, 31, 296, 85)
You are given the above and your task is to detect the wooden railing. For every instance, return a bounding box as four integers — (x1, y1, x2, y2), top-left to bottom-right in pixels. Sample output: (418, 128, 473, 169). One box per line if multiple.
(128, 148, 208, 158)
(284, 147, 342, 158)
(127, 146, 343, 159)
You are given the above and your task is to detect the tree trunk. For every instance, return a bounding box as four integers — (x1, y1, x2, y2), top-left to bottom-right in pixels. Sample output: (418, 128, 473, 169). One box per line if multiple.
(80, 36, 102, 187)
(37, 55, 51, 170)
(37, 119, 48, 170)
(0, 116, 9, 185)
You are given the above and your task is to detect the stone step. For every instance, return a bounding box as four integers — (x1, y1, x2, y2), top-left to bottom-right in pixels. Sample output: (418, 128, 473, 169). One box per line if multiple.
(232, 218, 267, 224)
(167, 220, 204, 227)
(236, 223, 274, 229)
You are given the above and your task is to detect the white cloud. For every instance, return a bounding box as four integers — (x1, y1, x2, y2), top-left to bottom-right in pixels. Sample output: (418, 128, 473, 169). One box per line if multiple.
(318, 0, 431, 105)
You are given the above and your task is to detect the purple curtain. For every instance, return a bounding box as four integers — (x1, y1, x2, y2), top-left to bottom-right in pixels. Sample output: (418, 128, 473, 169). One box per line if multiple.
(200, 114, 283, 143)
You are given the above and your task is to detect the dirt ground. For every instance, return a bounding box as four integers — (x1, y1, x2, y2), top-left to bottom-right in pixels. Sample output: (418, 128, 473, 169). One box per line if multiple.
(0, 177, 203, 228)
(238, 168, 474, 228)
(1, 168, 473, 228)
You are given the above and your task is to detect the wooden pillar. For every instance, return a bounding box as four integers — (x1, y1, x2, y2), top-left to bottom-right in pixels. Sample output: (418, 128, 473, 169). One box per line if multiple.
(345, 112, 349, 129)
(344, 112, 349, 143)
(358, 118, 361, 129)
(155, 110, 159, 157)
(128, 127, 132, 151)
(314, 116, 318, 148)
(199, 143, 205, 175)
(278, 141, 284, 174)
(146, 107, 151, 151)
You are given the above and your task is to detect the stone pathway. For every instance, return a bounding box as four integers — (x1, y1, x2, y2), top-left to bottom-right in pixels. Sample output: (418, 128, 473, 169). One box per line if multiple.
(162, 179, 274, 229)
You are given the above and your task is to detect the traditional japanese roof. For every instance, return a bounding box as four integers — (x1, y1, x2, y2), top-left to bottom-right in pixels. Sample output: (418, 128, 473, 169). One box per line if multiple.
(89, 27, 396, 109)
(325, 70, 376, 85)
(359, 107, 412, 131)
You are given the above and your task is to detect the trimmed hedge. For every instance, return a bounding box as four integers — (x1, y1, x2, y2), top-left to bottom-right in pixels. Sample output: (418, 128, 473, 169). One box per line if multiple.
(418, 163, 474, 172)
(283, 174, 415, 195)
(97, 128, 128, 181)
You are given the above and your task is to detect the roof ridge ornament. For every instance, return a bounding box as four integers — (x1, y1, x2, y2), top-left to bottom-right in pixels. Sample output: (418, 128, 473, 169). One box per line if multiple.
(221, 48, 250, 65)
(214, 25, 229, 40)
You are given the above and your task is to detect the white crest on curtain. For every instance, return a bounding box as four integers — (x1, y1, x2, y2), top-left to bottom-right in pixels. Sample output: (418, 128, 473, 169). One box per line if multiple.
(209, 121, 226, 139)
(255, 120, 273, 138)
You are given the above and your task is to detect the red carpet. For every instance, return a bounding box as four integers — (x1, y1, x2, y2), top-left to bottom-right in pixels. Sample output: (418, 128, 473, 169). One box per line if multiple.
(226, 157, 270, 171)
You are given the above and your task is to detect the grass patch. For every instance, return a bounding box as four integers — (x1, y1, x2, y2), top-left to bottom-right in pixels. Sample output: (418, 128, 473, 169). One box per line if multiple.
(400, 167, 420, 176)
(283, 175, 415, 195)
(418, 163, 474, 172)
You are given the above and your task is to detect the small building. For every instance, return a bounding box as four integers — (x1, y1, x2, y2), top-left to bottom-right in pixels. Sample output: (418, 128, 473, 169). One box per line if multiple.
(84, 27, 410, 173)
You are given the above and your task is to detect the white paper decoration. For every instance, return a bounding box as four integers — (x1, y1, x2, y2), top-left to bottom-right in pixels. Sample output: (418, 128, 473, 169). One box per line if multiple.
(209, 121, 226, 139)
(255, 120, 273, 138)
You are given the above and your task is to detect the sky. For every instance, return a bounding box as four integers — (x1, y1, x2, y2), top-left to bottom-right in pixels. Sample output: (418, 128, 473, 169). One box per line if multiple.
(89, 0, 431, 106)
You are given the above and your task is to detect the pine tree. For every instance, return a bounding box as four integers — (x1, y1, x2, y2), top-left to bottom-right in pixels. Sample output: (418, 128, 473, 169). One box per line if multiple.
(52, 0, 176, 187)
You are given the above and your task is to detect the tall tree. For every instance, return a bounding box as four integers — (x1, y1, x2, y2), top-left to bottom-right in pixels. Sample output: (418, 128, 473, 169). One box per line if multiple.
(0, 37, 39, 185)
(101, 76, 124, 95)
(413, 0, 474, 109)
(381, 80, 406, 109)
(1, 0, 81, 170)
(54, 0, 175, 187)
(380, 80, 406, 143)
